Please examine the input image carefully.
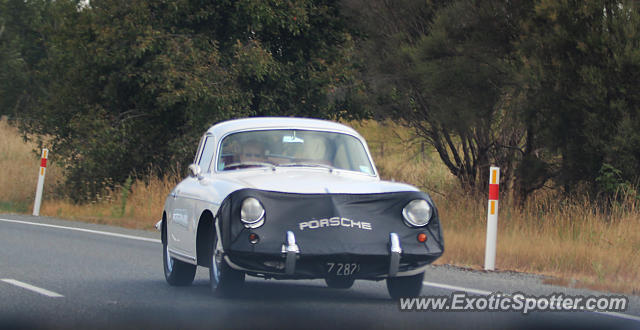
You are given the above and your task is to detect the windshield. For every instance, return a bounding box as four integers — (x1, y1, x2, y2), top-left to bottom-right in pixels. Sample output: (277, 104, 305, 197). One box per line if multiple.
(216, 129, 375, 175)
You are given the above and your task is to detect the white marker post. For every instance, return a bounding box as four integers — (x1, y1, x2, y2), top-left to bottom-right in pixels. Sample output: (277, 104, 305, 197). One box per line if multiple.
(484, 166, 500, 271)
(32, 148, 48, 216)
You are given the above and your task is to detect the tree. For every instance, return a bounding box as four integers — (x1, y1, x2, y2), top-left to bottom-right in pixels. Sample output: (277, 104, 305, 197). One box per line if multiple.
(0, 0, 51, 117)
(348, 0, 535, 197)
(206, 0, 364, 119)
(12, 0, 362, 201)
(515, 0, 640, 198)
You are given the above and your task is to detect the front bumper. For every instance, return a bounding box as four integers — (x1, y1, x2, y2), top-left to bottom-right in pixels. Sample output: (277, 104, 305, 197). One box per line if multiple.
(217, 189, 445, 279)
(224, 231, 441, 279)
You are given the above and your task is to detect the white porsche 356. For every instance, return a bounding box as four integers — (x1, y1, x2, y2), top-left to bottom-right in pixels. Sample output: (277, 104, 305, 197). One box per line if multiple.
(157, 117, 444, 298)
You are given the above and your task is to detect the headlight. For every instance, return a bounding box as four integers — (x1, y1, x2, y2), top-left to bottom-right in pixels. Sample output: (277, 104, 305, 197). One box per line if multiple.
(241, 197, 265, 228)
(402, 199, 432, 227)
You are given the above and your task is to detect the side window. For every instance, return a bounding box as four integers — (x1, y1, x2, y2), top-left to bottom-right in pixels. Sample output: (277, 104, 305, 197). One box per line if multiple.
(198, 136, 216, 173)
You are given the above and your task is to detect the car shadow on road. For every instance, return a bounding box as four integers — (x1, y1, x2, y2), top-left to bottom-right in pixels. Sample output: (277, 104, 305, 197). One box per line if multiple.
(183, 277, 392, 304)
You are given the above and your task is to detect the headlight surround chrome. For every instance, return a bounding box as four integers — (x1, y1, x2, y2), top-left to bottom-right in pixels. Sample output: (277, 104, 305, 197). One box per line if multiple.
(402, 199, 432, 227)
(240, 197, 265, 228)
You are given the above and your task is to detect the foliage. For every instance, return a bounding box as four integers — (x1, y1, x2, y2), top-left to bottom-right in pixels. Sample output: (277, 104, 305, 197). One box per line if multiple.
(515, 0, 640, 197)
(3, 0, 640, 204)
(0, 0, 51, 117)
(347, 0, 532, 196)
(595, 163, 637, 201)
(5, 0, 361, 201)
(118, 176, 133, 218)
(208, 0, 365, 119)
(349, 0, 640, 203)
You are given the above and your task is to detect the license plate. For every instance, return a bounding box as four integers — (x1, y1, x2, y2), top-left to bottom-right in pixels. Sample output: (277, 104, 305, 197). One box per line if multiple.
(326, 262, 360, 276)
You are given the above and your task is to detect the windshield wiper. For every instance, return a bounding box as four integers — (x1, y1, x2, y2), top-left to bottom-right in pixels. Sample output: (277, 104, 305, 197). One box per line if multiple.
(277, 163, 335, 172)
(224, 162, 276, 171)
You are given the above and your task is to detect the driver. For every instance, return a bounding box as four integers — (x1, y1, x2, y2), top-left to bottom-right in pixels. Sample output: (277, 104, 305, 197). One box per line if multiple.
(240, 139, 266, 163)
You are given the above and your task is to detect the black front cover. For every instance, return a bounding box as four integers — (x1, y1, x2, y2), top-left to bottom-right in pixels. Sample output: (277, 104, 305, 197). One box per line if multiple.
(216, 188, 444, 258)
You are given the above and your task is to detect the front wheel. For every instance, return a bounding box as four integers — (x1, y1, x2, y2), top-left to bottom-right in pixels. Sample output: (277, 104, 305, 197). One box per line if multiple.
(209, 228, 245, 296)
(386, 272, 424, 299)
(163, 223, 196, 286)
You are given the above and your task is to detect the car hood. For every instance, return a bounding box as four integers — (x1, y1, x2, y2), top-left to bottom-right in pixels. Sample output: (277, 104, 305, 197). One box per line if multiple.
(215, 168, 418, 194)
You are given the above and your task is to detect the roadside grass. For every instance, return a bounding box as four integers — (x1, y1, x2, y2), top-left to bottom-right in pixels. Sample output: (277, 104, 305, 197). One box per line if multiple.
(0, 116, 174, 228)
(434, 192, 640, 294)
(354, 119, 640, 295)
(38, 171, 178, 230)
(0, 200, 30, 213)
(1, 117, 638, 294)
(0, 117, 63, 213)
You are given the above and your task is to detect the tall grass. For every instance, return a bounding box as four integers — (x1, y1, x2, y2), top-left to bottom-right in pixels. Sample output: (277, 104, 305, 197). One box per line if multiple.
(1, 117, 638, 294)
(38, 172, 179, 230)
(355, 119, 640, 294)
(0, 116, 177, 228)
(0, 117, 63, 212)
(435, 191, 640, 294)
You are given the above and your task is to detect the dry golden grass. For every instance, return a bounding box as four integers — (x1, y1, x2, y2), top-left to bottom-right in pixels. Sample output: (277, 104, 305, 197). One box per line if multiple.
(1, 117, 639, 294)
(0, 117, 63, 212)
(38, 173, 179, 230)
(0, 116, 176, 229)
(354, 119, 640, 294)
(433, 193, 640, 294)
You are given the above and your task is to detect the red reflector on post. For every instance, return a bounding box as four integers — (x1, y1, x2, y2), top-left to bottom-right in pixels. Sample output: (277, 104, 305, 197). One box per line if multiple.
(488, 184, 499, 200)
(40, 158, 47, 168)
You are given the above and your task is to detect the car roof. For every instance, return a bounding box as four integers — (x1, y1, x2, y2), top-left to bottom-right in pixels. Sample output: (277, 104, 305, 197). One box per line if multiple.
(206, 117, 363, 138)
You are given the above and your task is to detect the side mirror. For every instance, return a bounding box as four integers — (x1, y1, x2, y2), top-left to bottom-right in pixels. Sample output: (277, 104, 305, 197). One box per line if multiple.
(188, 164, 202, 179)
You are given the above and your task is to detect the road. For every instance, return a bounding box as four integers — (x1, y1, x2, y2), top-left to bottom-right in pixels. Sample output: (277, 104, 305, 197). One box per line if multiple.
(1, 214, 638, 329)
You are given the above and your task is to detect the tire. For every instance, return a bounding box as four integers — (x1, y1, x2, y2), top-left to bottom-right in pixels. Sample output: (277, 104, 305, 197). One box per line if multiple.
(386, 272, 424, 299)
(209, 227, 245, 296)
(163, 221, 196, 286)
(325, 277, 355, 289)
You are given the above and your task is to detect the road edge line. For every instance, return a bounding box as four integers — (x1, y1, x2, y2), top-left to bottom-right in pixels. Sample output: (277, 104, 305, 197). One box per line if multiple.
(422, 280, 640, 323)
(1, 279, 64, 298)
(0, 218, 160, 243)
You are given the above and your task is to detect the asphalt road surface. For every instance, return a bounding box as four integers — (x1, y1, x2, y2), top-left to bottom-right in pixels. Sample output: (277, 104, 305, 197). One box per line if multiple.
(1, 214, 639, 329)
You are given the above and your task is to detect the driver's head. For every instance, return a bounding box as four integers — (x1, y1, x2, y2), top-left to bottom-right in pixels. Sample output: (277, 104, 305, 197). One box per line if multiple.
(240, 140, 265, 162)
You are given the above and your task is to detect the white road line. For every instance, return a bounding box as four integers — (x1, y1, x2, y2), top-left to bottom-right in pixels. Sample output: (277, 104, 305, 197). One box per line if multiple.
(422, 281, 640, 323)
(0, 218, 161, 244)
(1, 279, 64, 298)
(422, 281, 493, 295)
(591, 311, 640, 323)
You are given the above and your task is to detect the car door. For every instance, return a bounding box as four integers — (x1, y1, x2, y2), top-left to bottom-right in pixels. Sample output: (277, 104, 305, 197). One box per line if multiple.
(170, 134, 216, 257)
